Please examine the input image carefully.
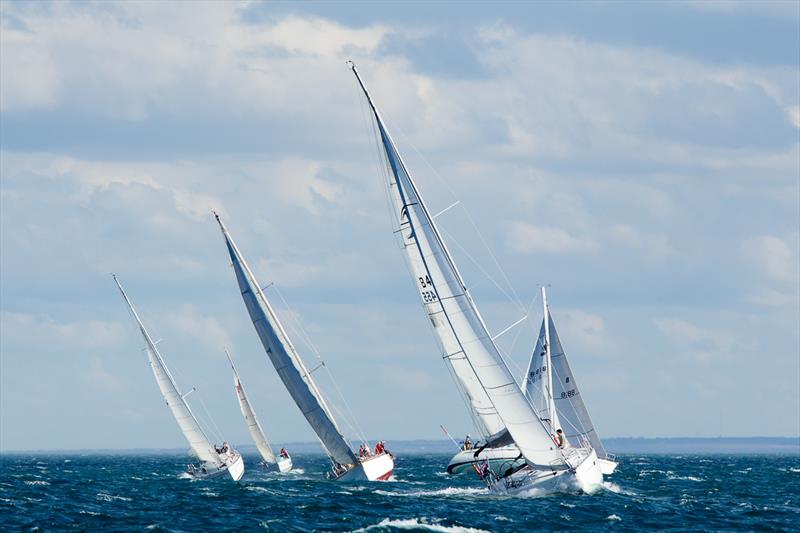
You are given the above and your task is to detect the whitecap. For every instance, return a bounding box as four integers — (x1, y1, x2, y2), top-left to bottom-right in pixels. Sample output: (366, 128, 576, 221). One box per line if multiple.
(374, 487, 487, 498)
(96, 493, 132, 502)
(351, 517, 490, 532)
(79, 510, 102, 516)
(789, 467, 800, 473)
(559, 502, 576, 508)
(601, 481, 636, 496)
(607, 514, 622, 521)
(24, 480, 50, 486)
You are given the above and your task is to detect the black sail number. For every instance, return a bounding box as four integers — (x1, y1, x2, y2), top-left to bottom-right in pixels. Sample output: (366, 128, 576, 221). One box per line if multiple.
(421, 290, 438, 303)
(418, 275, 433, 289)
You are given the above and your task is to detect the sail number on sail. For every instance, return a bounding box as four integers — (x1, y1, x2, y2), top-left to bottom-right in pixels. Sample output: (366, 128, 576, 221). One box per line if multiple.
(418, 276, 438, 303)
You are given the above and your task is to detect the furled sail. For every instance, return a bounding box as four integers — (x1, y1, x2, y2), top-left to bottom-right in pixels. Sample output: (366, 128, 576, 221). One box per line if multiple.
(226, 351, 276, 464)
(113, 275, 222, 467)
(215, 214, 357, 466)
(350, 63, 563, 468)
(524, 310, 607, 459)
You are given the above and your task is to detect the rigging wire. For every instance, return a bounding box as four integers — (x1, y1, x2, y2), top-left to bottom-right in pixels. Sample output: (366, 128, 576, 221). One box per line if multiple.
(269, 284, 370, 447)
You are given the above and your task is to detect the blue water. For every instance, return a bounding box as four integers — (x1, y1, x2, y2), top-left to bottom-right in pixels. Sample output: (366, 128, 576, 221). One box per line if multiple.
(1, 453, 798, 531)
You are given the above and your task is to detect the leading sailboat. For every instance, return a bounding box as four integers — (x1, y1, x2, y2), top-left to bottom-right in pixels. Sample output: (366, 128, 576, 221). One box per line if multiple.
(224, 349, 293, 473)
(349, 62, 603, 494)
(214, 213, 394, 481)
(112, 275, 245, 481)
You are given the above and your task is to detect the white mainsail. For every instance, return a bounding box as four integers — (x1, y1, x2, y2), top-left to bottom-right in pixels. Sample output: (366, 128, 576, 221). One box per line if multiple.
(113, 275, 223, 467)
(225, 350, 277, 464)
(350, 63, 563, 468)
(215, 214, 358, 467)
(523, 291, 607, 459)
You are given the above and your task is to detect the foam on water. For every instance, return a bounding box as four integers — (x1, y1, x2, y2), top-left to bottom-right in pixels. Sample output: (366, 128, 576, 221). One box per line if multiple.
(353, 517, 490, 532)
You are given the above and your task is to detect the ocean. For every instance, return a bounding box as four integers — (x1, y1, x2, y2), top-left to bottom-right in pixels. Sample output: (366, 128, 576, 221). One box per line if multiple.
(1, 453, 797, 531)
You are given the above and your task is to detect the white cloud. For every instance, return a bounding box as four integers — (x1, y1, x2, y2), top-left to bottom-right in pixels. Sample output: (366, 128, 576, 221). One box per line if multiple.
(506, 221, 589, 254)
(0, 312, 126, 349)
(552, 309, 613, 356)
(741, 235, 797, 283)
(788, 106, 800, 128)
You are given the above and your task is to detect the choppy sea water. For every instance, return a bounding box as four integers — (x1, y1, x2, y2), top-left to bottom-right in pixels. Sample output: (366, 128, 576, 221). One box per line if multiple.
(1, 453, 798, 531)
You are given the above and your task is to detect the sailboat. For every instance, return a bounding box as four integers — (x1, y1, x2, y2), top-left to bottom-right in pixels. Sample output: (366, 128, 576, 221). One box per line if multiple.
(447, 288, 617, 477)
(214, 213, 394, 481)
(349, 62, 603, 494)
(112, 275, 245, 481)
(224, 349, 293, 473)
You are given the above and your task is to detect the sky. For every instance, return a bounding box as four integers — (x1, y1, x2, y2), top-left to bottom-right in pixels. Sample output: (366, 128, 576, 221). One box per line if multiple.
(1, 0, 798, 452)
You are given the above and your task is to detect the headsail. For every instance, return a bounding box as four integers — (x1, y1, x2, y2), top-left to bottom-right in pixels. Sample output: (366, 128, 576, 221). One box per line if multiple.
(225, 350, 277, 464)
(113, 275, 222, 467)
(350, 63, 563, 468)
(523, 291, 607, 458)
(215, 214, 357, 466)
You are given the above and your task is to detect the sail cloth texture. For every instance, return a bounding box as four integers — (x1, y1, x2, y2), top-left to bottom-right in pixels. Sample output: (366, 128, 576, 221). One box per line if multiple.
(219, 222, 357, 466)
(232, 370, 276, 464)
(145, 346, 223, 466)
(354, 65, 563, 469)
(524, 316, 607, 458)
(114, 276, 222, 467)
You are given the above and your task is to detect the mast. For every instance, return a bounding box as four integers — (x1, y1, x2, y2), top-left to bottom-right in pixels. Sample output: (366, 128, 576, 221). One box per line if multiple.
(542, 287, 560, 434)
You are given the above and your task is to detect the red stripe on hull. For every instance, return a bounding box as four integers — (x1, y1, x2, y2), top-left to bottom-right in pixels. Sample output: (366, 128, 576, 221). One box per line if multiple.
(377, 469, 393, 481)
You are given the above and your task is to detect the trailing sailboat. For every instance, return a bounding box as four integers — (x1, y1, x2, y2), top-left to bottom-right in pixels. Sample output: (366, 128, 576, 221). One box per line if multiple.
(112, 275, 245, 481)
(448, 288, 617, 477)
(225, 349, 292, 473)
(349, 62, 603, 494)
(214, 213, 394, 482)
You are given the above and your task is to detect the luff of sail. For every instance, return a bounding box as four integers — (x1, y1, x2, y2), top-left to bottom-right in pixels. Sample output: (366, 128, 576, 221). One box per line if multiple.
(113, 275, 222, 467)
(524, 308, 607, 459)
(350, 63, 563, 469)
(226, 350, 277, 464)
(214, 214, 358, 467)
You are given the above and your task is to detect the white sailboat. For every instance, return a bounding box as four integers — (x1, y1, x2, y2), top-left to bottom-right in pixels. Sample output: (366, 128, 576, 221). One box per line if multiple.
(524, 288, 618, 475)
(349, 62, 603, 494)
(214, 213, 394, 482)
(224, 349, 293, 473)
(112, 275, 245, 481)
(448, 288, 618, 476)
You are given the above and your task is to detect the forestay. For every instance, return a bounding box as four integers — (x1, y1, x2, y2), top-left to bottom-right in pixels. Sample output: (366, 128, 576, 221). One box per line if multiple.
(215, 214, 357, 467)
(113, 275, 222, 467)
(350, 63, 563, 468)
(227, 352, 276, 464)
(524, 313, 607, 458)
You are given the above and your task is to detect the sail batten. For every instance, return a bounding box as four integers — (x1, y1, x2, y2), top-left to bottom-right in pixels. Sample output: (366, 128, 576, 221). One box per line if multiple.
(113, 276, 222, 467)
(215, 215, 357, 466)
(350, 63, 564, 468)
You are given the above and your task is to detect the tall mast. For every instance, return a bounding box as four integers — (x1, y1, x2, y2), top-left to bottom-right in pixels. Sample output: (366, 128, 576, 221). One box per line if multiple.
(542, 287, 560, 434)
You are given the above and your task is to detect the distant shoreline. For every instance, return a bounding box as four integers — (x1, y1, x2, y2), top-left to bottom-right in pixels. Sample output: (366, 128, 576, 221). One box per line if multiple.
(2, 436, 798, 455)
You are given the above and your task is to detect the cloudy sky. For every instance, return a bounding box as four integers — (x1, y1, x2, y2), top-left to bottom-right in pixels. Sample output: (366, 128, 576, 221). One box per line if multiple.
(1, 1, 798, 452)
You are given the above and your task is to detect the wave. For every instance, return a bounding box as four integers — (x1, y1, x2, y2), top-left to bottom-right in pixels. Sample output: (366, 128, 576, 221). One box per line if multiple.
(24, 480, 50, 486)
(607, 514, 622, 521)
(373, 487, 487, 498)
(96, 493, 132, 502)
(601, 481, 636, 496)
(351, 517, 490, 532)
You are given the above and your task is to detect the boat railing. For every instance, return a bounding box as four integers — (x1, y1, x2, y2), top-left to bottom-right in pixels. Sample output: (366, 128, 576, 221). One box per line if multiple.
(605, 453, 617, 462)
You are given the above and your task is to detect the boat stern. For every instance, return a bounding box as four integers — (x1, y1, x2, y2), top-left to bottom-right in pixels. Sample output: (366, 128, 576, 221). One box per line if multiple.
(226, 453, 245, 481)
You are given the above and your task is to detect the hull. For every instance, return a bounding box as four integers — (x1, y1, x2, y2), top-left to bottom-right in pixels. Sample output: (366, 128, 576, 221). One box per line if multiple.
(447, 445, 524, 475)
(333, 452, 394, 482)
(598, 458, 618, 475)
(187, 451, 244, 481)
(277, 456, 293, 473)
(490, 448, 603, 496)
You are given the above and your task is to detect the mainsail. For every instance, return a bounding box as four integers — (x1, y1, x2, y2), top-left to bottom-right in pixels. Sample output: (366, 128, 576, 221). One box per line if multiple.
(226, 350, 277, 464)
(523, 295, 607, 458)
(350, 63, 563, 468)
(215, 214, 357, 466)
(113, 275, 222, 467)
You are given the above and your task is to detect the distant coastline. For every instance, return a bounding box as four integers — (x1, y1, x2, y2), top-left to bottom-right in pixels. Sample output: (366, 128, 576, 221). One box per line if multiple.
(3, 436, 798, 455)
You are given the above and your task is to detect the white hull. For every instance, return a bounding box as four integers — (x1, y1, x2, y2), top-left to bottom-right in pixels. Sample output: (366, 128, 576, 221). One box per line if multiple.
(187, 452, 244, 481)
(447, 445, 524, 475)
(333, 452, 394, 482)
(490, 448, 603, 496)
(598, 458, 618, 475)
(277, 456, 293, 473)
